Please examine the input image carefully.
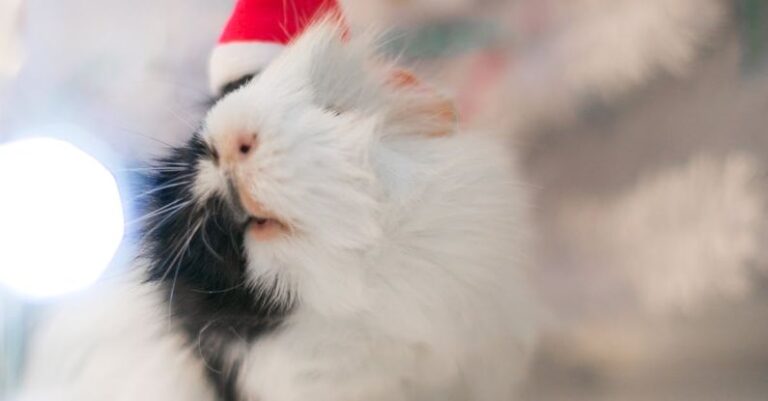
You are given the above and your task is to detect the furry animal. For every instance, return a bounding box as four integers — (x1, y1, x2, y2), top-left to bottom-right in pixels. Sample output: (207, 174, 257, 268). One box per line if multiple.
(17, 21, 535, 401)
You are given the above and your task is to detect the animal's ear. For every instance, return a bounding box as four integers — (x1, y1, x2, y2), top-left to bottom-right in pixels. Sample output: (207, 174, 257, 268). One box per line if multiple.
(262, 19, 458, 137)
(384, 68, 457, 137)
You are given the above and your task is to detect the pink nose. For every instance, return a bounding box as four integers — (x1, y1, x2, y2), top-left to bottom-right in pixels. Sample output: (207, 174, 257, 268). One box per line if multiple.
(238, 136, 254, 155)
(219, 133, 257, 165)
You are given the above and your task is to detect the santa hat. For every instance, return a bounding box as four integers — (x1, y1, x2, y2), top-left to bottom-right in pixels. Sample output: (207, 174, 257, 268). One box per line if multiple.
(209, 0, 342, 95)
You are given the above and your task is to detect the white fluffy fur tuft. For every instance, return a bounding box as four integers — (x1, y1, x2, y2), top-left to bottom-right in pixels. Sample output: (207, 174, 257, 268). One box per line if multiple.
(14, 272, 216, 401)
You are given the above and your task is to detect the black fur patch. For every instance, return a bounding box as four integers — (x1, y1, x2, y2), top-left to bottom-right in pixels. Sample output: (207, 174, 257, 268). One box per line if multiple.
(219, 74, 256, 101)
(139, 134, 291, 401)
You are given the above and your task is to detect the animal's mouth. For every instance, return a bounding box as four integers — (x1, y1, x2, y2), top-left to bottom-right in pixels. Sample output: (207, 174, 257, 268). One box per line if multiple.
(228, 176, 288, 241)
(244, 213, 287, 240)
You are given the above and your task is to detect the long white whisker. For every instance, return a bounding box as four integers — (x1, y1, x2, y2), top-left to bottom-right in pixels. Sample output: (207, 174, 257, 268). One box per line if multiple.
(159, 214, 202, 283)
(166, 217, 205, 326)
(199, 212, 226, 263)
(228, 326, 248, 345)
(162, 103, 201, 131)
(133, 202, 197, 249)
(133, 175, 196, 200)
(190, 280, 246, 295)
(197, 319, 223, 374)
(126, 198, 192, 227)
(117, 166, 189, 173)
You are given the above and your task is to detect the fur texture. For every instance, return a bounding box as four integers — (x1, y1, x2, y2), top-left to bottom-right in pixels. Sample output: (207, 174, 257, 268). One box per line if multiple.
(18, 21, 535, 401)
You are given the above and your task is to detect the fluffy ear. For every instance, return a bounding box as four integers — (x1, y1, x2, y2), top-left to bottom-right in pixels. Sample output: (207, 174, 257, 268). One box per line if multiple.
(385, 68, 457, 137)
(261, 19, 457, 137)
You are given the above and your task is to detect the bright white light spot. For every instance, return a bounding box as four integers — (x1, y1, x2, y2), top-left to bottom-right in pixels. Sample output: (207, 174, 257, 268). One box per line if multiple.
(0, 137, 124, 299)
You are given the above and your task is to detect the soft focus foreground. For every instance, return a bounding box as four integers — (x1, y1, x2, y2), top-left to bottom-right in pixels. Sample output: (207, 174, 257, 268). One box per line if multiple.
(1, 0, 767, 400)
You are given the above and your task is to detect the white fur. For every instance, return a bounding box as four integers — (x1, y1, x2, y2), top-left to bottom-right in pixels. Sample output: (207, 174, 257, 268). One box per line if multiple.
(15, 271, 215, 401)
(18, 22, 535, 401)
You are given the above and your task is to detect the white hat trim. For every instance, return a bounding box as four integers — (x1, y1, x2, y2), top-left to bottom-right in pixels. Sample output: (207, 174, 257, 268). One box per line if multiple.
(209, 41, 285, 94)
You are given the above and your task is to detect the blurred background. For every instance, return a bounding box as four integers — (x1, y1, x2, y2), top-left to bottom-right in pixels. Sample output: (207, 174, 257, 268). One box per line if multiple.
(1, 0, 768, 400)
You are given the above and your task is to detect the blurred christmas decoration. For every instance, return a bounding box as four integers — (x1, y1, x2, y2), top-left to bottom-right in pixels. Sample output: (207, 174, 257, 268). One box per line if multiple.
(739, 0, 768, 74)
(347, 0, 727, 133)
(615, 154, 764, 312)
(561, 153, 765, 314)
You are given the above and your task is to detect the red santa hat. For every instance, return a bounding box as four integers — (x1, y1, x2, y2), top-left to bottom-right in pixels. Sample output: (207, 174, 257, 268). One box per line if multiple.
(209, 0, 343, 95)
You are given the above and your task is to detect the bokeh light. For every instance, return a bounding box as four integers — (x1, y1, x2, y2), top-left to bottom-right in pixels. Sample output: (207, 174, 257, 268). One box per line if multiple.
(0, 137, 124, 299)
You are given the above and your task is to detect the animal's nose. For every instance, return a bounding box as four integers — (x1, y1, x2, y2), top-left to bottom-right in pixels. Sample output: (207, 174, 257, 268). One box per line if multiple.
(238, 136, 254, 155)
(219, 133, 257, 165)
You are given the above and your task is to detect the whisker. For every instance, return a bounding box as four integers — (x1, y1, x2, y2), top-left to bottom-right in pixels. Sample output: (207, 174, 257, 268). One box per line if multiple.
(200, 213, 226, 263)
(117, 166, 189, 173)
(126, 198, 192, 227)
(190, 281, 246, 295)
(228, 326, 248, 344)
(131, 201, 195, 243)
(157, 213, 202, 282)
(197, 319, 223, 374)
(166, 217, 205, 326)
(111, 127, 178, 149)
(132, 175, 196, 200)
(162, 102, 201, 132)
